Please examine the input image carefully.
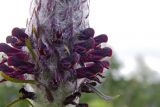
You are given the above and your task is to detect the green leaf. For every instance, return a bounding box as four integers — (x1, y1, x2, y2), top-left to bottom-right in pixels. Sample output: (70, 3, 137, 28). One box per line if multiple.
(0, 71, 35, 84)
(6, 98, 34, 107)
(25, 39, 36, 60)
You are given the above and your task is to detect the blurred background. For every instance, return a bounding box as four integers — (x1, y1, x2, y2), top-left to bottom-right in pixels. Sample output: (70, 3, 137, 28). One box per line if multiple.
(0, 0, 160, 107)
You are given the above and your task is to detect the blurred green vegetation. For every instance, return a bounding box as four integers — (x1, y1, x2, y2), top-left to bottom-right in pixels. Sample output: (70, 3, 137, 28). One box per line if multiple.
(80, 55, 160, 107)
(0, 55, 160, 107)
(0, 83, 30, 107)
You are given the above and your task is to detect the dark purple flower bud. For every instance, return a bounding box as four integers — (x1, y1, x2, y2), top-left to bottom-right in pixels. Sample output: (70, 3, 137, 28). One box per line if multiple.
(78, 28, 94, 40)
(89, 47, 112, 57)
(76, 71, 92, 79)
(80, 54, 103, 62)
(7, 56, 34, 70)
(80, 47, 112, 62)
(76, 103, 88, 107)
(82, 28, 95, 37)
(94, 34, 108, 46)
(6, 36, 18, 43)
(76, 63, 103, 78)
(0, 64, 15, 73)
(0, 43, 22, 55)
(12, 27, 29, 41)
(0, 69, 25, 79)
(76, 67, 90, 78)
(6, 36, 25, 48)
(74, 38, 95, 53)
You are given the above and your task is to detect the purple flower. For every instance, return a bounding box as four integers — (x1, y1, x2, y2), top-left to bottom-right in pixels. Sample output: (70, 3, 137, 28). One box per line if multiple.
(0, 27, 112, 106)
(6, 36, 25, 48)
(78, 28, 94, 40)
(94, 34, 108, 46)
(80, 47, 112, 62)
(0, 63, 15, 73)
(74, 38, 95, 54)
(12, 27, 28, 42)
(0, 28, 33, 81)
(0, 43, 22, 55)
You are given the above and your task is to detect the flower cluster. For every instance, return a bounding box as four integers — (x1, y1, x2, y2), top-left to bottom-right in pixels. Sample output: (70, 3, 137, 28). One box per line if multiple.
(0, 28, 34, 82)
(62, 28, 112, 107)
(0, 27, 112, 107)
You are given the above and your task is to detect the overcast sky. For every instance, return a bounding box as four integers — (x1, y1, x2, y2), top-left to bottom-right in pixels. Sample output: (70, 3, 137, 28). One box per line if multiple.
(0, 0, 160, 76)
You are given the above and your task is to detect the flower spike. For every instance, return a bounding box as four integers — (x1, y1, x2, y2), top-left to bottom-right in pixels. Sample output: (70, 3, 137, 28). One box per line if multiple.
(0, 27, 112, 107)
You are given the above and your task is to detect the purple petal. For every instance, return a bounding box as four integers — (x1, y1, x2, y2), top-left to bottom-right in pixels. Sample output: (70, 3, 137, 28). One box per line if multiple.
(89, 47, 112, 57)
(0, 43, 22, 55)
(7, 56, 34, 69)
(80, 48, 112, 62)
(94, 34, 108, 46)
(76, 63, 103, 78)
(80, 53, 102, 62)
(6, 36, 18, 43)
(12, 27, 29, 41)
(74, 38, 95, 53)
(81, 28, 94, 39)
(78, 28, 94, 40)
(87, 62, 104, 73)
(6, 36, 25, 48)
(76, 70, 90, 78)
(0, 66, 27, 78)
(0, 64, 15, 72)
